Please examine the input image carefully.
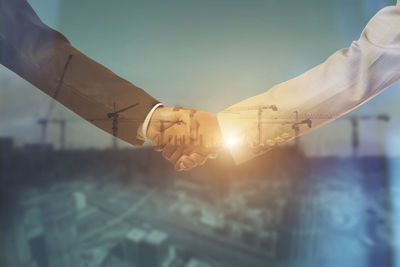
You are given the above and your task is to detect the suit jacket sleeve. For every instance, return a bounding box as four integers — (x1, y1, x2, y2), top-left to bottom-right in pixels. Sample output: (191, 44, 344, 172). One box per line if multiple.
(0, 0, 160, 146)
(218, 5, 400, 164)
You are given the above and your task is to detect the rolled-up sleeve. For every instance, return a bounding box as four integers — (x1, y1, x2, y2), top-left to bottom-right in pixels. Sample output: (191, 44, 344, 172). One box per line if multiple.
(218, 5, 400, 164)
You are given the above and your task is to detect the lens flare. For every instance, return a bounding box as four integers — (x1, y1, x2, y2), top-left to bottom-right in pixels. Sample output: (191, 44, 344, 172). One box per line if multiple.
(225, 136, 238, 148)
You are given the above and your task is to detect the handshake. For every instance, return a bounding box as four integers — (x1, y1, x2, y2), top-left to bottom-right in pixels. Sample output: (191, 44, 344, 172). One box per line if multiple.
(146, 106, 224, 172)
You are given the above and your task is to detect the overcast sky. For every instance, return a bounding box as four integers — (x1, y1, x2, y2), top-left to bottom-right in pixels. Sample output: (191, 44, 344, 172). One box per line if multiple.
(1, 0, 399, 156)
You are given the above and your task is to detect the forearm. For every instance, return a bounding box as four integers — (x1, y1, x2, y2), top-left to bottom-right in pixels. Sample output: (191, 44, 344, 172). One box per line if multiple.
(218, 5, 400, 164)
(0, 0, 159, 146)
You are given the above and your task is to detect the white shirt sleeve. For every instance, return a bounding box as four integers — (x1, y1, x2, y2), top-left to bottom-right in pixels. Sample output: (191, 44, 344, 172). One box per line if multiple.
(218, 5, 400, 164)
(137, 103, 164, 141)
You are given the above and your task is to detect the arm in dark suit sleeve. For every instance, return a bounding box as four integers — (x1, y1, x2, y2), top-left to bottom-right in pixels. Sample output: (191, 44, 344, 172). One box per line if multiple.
(0, 0, 160, 146)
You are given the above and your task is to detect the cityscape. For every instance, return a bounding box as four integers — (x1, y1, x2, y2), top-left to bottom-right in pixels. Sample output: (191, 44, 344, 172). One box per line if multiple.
(1, 0, 398, 266)
(1, 130, 397, 267)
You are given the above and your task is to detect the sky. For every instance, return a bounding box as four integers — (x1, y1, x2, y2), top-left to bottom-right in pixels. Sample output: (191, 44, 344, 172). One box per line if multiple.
(1, 0, 399, 156)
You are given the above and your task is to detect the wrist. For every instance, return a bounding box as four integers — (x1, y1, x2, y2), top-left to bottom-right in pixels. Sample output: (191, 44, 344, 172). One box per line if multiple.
(146, 106, 164, 139)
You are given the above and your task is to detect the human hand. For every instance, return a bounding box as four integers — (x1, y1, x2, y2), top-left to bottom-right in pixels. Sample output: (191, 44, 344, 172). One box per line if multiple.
(147, 106, 223, 171)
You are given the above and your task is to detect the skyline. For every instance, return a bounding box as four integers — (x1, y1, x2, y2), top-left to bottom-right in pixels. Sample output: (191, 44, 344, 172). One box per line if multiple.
(1, 0, 399, 156)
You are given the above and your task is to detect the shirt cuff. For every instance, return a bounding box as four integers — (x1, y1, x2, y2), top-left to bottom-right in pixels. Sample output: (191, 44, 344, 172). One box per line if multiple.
(137, 103, 164, 141)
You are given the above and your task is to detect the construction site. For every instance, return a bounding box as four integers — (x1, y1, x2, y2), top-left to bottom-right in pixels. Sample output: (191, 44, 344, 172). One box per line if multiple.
(0, 110, 397, 267)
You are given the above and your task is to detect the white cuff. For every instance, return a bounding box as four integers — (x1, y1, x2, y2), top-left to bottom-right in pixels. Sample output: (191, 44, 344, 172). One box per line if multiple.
(137, 103, 163, 141)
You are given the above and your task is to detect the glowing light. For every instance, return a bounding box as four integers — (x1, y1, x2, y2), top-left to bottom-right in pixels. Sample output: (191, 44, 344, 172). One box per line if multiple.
(225, 136, 238, 148)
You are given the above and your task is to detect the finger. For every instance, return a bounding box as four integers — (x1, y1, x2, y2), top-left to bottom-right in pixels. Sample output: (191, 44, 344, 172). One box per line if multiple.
(177, 163, 195, 172)
(176, 161, 185, 172)
(184, 145, 219, 159)
(181, 166, 194, 172)
(175, 155, 196, 171)
(181, 155, 197, 169)
(153, 145, 163, 152)
(162, 145, 178, 159)
(169, 146, 186, 166)
(176, 161, 193, 172)
(189, 153, 207, 166)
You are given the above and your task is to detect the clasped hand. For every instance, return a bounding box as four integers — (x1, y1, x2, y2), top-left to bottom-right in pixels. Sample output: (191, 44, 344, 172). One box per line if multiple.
(147, 106, 223, 171)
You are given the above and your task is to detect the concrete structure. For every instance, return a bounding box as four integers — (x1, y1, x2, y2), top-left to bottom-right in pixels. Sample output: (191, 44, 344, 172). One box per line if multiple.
(39, 191, 80, 267)
(1, 206, 34, 267)
(139, 229, 169, 267)
(121, 228, 147, 266)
